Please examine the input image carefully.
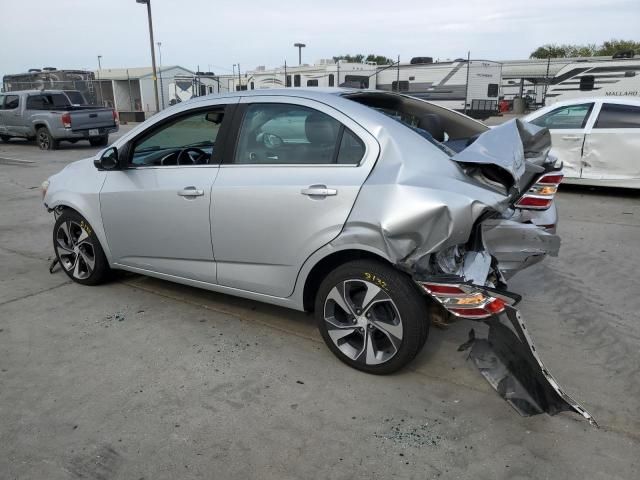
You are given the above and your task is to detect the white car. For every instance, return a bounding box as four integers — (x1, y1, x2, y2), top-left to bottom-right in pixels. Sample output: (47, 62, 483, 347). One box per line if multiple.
(524, 98, 640, 188)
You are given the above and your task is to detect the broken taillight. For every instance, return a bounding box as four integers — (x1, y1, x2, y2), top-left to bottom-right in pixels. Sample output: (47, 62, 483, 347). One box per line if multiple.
(420, 282, 510, 319)
(515, 172, 564, 211)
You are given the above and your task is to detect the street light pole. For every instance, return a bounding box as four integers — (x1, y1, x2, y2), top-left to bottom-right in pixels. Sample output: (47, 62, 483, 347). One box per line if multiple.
(97, 55, 104, 106)
(294, 43, 306, 65)
(157, 41, 165, 109)
(136, 0, 160, 113)
(237, 63, 241, 90)
(232, 64, 236, 91)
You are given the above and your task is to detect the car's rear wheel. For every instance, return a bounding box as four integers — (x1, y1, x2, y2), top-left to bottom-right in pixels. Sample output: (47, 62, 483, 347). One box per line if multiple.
(53, 210, 110, 285)
(0, 135, 11, 143)
(37, 127, 58, 150)
(315, 259, 429, 374)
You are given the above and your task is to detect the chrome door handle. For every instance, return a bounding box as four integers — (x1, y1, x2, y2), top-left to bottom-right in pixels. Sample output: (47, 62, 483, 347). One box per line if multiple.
(177, 186, 204, 197)
(561, 135, 582, 141)
(301, 185, 337, 196)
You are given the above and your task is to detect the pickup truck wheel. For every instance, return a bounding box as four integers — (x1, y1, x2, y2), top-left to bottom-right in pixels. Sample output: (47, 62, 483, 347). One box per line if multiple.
(53, 210, 110, 286)
(0, 135, 10, 143)
(89, 135, 109, 147)
(315, 259, 429, 375)
(37, 127, 57, 150)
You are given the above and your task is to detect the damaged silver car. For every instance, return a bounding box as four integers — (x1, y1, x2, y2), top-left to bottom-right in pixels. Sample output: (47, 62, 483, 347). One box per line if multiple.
(42, 89, 593, 423)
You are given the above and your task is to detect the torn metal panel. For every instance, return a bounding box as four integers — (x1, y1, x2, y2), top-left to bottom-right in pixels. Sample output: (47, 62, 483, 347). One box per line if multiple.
(452, 119, 551, 187)
(481, 218, 561, 280)
(469, 306, 596, 424)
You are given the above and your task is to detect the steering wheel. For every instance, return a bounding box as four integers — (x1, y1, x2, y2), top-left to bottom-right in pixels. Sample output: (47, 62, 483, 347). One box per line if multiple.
(177, 147, 208, 165)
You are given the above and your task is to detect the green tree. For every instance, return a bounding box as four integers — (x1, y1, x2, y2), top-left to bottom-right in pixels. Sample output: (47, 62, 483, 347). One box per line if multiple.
(332, 54, 393, 65)
(530, 39, 639, 58)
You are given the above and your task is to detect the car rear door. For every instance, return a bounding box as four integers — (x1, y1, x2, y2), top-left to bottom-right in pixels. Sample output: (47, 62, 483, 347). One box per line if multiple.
(582, 102, 640, 183)
(99, 100, 238, 283)
(529, 102, 594, 180)
(210, 96, 380, 297)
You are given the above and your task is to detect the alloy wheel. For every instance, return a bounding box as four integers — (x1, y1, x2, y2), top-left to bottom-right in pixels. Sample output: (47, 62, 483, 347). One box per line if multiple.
(38, 131, 50, 150)
(55, 220, 96, 280)
(323, 279, 403, 365)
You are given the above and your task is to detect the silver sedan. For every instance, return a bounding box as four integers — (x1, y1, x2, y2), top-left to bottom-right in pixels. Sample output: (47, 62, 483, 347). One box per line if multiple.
(42, 89, 592, 422)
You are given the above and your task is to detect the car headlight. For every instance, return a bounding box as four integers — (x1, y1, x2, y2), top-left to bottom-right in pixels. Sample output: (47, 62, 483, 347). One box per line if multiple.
(41, 179, 50, 199)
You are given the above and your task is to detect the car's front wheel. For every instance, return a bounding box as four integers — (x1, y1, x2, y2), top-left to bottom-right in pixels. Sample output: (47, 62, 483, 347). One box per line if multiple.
(53, 210, 110, 285)
(315, 259, 429, 374)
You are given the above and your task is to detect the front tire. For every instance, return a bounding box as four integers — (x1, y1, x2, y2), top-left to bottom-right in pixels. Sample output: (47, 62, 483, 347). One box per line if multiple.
(315, 259, 429, 374)
(37, 127, 58, 150)
(53, 210, 110, 285)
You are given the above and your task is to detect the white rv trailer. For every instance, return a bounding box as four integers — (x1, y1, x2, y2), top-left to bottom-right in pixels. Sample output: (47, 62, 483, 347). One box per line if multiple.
(500, 58, 576, 105)
(375, 59, 502, 118)
(167, 74, 227, 105)
(545, 56, 640, 105)
(245, 61, 377, 90)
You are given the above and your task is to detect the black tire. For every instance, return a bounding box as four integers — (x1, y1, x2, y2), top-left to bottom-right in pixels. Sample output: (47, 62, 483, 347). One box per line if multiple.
(0, 135, 11, 143)
(36, 127, 58, 150)
(315, 259, 429, 375)
(89, 135, 109, 147)
(53, 209, 110, 286)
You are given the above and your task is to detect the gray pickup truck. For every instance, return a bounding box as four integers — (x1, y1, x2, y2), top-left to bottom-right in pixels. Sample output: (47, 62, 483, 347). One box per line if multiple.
(0, 90, 119, 150)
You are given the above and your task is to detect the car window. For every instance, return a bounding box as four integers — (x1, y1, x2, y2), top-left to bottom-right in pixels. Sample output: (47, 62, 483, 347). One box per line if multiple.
(130, 108, 225, 167)
(530, 103, 593, 129)
(594, 103, 640, 129)
(65, 91, 85, 105)
(234, 103, 361, 165)
(5, 95, 19, 110)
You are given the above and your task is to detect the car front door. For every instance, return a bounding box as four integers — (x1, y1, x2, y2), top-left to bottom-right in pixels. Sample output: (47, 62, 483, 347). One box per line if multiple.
(582, 102, 640, 183)
(99, 100, 237, 283)
(529, 102, 595, 180)
(210, 97, 379, 297)
(0, 95, 25, 137)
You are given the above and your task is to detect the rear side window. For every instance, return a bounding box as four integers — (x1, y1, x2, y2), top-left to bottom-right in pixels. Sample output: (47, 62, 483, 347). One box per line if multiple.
(5, 95, 19, 109)
(594, 103, 640, 128)
(487, 83, 499, 97)
(530, 103, 593, 129)
(27, 95, 46, 110)
(65, 91, 85, 104)
(26, 94, 69, 110)
(233, 103, 363, 165)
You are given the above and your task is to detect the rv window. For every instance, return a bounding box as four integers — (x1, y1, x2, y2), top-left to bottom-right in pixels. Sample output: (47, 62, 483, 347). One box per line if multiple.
(286, 75, 292, 87)
(328, 74, 335, 87)
(579, 75, 595, 91)
(391, 81, 409, 92)
(307, 79, 319, 87)
(594, 103, 640, 129)
(529, 103, 593, 129)
(294, 75, 301, 87)
(344, 75, 369, 89)
(487, 83, 499, 97)
(251, 82, 255, 90)
(5, 95, 19, 110)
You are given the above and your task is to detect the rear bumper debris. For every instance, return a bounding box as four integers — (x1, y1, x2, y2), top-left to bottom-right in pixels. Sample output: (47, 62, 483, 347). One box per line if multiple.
(467, 306, 596, 424)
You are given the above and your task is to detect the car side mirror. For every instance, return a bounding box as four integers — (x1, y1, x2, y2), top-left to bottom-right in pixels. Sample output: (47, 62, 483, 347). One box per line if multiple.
(94, 146, 119, 170)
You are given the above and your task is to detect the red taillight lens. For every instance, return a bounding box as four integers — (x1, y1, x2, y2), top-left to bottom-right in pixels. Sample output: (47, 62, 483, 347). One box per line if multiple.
(420, 282, 510, 319)
(515, 171, 562, 211)
(538, 173, 564, 185)
(61, 112, 71, 128)
(421, 283, 466, 295)
(515, 196, 553, 209)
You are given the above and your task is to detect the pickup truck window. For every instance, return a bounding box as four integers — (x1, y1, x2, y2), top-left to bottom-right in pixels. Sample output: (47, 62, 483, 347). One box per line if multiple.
(65, 91, 85, 105)
(27, 94, 70, 110)
(5, 95, 19, 110)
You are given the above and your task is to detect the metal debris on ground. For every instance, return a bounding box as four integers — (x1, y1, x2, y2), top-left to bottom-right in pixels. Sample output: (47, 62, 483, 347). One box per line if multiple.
(374, 418, 442, 448)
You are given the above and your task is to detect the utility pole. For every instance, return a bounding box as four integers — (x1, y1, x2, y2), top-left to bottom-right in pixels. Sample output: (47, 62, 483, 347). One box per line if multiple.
(232, 64, 236, 91)
(464, 51, 470, 114)
(97, 55, 104, 106)
(396, 55, 400, 91)
(136, 0, 160, 113)
(294, 43, 306, 65)
(337, 60, 340, 87)
(157, 41, 164, 109)
(284, 60, 287, 87)
(237, 63, 241, 90)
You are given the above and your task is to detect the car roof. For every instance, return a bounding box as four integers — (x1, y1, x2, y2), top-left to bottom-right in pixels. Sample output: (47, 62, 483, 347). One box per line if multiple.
(545, 97, 640, 107)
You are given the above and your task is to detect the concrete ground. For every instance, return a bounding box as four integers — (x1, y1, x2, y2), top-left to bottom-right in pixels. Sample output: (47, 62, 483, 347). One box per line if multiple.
(1, 126, 638, 479)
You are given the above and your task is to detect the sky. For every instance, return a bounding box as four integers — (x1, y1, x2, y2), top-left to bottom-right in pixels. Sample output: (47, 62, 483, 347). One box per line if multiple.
(1, 0, 639, 79)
